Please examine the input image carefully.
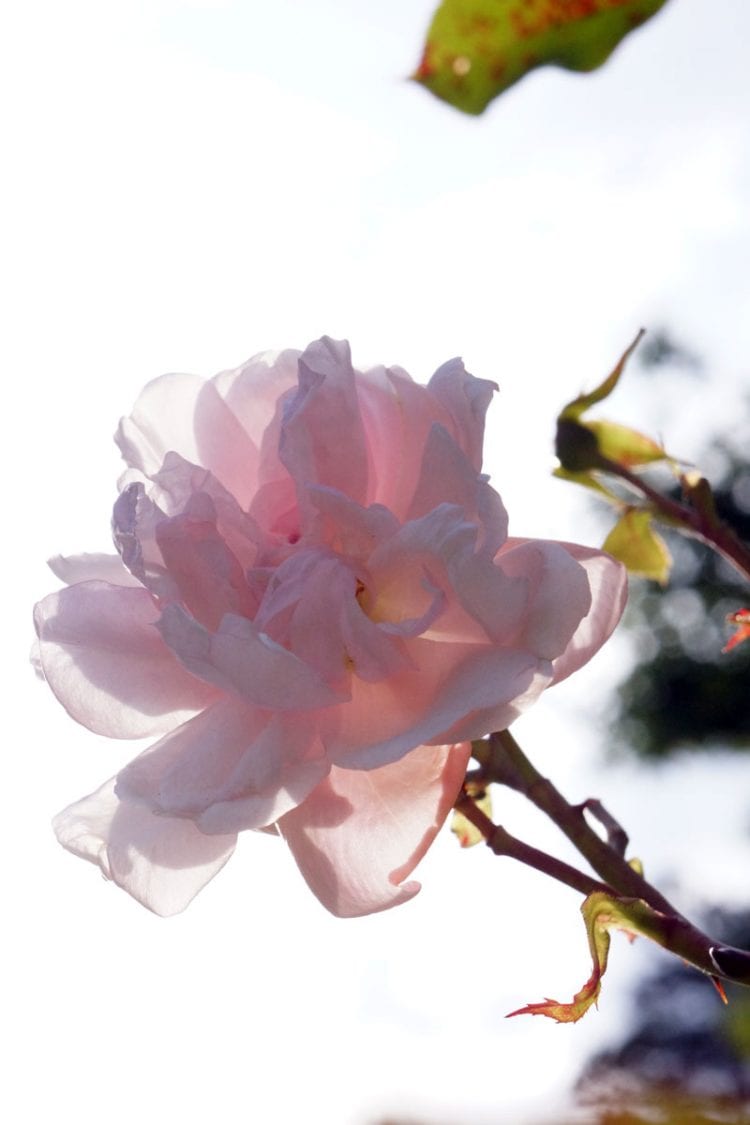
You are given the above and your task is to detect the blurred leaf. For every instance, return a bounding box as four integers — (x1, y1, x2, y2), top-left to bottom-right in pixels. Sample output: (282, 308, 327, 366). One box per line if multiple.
(451, 784, 492, 847)
(508, 892, 668, 1024)
(414, 0, 670, 114)
(603, 509, 672, 583)
(553, 466, 623, 504)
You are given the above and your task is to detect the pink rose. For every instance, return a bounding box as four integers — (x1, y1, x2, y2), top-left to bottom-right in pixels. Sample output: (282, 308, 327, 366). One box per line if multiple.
(34, 338, 626, 917)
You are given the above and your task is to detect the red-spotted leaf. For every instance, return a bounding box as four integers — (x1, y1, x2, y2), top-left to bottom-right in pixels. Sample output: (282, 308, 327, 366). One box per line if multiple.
(603, 508, 671, 583)
(508, 892, 669, 1024)
(414, 0, 671, 115)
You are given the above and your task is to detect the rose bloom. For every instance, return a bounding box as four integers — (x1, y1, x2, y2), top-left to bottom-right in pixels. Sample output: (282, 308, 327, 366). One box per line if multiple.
(34, 337, 626, 917)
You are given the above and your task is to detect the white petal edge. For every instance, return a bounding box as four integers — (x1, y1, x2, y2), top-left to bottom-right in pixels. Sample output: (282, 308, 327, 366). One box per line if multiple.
(53, 777, 237, 916)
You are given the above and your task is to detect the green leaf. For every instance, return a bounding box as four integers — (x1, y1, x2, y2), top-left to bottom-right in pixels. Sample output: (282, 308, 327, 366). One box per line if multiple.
(603, 508, 672, 583)
(414, 1, 670, 115)
(507, 891, 672, 1024)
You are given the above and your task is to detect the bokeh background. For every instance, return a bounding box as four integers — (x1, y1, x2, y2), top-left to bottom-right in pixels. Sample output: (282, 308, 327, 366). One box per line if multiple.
(5, 1, 750, 1122)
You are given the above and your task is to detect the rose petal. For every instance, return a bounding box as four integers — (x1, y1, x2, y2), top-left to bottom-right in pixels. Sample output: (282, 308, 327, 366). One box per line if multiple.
(53, 777, 236, 916)
(548, 543, 627, 683)
(324, 643, 550, 770)
(496, 538, 627, 682)
(157, 604, 344, 710)
(112, 482, 178, 600)
(211, 348, 300, 454)
(279, 742, 472, 917)
(355, 363, 452, 517)
(155, 492, 258, 631)
(427, 356, 498, 473)
(280, 338, 370, 514)
(495, 539, 593, 661)
(116, 698, 328, 832)
(307, 486, 399, 560)
(48, 552, 142, 588)
(407, 422, 508, 553)
(34, 582, 219, 737)
(116, 371, 260, 506)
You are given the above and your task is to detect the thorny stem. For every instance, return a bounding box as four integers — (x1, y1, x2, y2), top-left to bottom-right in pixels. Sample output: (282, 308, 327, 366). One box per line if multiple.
(467, 729, 750, 989)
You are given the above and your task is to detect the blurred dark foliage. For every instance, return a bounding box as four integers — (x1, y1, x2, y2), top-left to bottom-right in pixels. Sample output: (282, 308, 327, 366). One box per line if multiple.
(575, 908, 750, 1124)
(634, 327, 703, 374)
(612, 443, 750, 758)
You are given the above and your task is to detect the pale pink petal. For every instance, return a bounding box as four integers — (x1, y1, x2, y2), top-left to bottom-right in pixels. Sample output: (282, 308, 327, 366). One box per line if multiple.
(547, 544, 627, 683)
(114, 462, 262, 605)
(116, 698, 327, 832)
(279, 742, 472, 917)
(152, 453, 262, 572)
(112, 482, 178, 601)
(355, 363, 451, 517)
(115, 372, 210, 475)
(48, 553, 142, 587)
(211, 348, 300, 453)
(280, 338, 370, 514)
(495, 539, 593, 660)
(155, 492, 258, 631)
(368, 504, 526, 646)
(406, 422, 508, 552)
(324, 643, 550, 770)
(157, 605, 344, 710)
(53, 778, 236, 916)
(427, 356, 498, 473)
(34, 582, 219, 737)
(496, 538, 627, 682)
(254, 548, 410, 687)
(307, 486, 399, 559)
(115, 371, 259, 506)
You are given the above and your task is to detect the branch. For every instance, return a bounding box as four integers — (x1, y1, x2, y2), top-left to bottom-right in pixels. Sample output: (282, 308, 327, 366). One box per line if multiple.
(604, 456, 750, 586)
(472, 730, 750, 988)
(454, 790, 614, 899)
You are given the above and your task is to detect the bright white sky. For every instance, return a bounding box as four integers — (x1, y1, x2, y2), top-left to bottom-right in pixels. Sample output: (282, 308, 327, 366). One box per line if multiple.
(5, 1, 750, 1123)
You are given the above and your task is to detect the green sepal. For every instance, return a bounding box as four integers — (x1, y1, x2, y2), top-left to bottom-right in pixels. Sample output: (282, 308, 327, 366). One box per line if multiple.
(560, 330, 645, 422)
(552, 466, 623, 506)
(585, 419, 667, 468)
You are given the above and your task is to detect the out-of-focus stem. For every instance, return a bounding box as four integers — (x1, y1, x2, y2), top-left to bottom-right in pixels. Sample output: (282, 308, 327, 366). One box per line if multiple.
(605, 456, 750, 585)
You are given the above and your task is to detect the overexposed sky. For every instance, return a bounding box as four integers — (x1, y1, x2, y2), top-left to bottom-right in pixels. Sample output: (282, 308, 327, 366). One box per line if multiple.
(5, 2, 750, 1122)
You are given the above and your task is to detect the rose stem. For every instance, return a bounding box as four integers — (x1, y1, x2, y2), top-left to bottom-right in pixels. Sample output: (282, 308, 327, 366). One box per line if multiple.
(602, 455, 750, 585)
(471, 729, 750, 986)
(454, 790, 614, 899)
